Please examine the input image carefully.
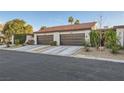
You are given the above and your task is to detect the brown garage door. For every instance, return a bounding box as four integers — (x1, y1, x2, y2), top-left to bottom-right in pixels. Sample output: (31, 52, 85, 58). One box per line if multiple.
(37, 35, 53, 45)
(60, 33, 85, 45)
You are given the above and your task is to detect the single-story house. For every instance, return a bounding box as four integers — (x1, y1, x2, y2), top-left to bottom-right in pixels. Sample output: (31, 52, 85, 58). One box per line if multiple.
(34, 22, 97, 45)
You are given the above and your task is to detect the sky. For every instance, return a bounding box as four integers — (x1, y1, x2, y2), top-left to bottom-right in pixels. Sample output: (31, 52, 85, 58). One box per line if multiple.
(0, 11, 124, 31)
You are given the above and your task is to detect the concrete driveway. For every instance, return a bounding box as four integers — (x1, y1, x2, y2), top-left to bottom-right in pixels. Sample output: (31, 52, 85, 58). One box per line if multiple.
(0, 50, 124, 81)
(13, 45, 48, 52)
(40, 46, 81, 56)
(1, 45, 81, 56)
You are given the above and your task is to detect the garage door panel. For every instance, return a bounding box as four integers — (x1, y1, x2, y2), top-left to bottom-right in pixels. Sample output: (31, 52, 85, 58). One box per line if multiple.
(61, 41, 83, 44)
(61, 36, 85, 39)
(60, 33, 85, 45)
(37, 35, 53, 45)
(62, 39, 83, 42)
(61, 42, 83, 45)
(61, 38, 85, 40)
(61, 37, 85, 40)
(38, 36, 53, 38)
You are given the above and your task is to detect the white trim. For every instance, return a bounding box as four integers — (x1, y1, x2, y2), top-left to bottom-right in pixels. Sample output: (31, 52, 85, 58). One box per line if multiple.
(34, 30, 90, 35)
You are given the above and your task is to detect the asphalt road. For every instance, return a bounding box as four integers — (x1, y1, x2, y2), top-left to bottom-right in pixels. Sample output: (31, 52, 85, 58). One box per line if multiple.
(0, 50, 124, 81)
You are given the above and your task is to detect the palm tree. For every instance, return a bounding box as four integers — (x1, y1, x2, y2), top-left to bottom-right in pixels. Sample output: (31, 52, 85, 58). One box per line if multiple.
(68, 16, 74, 24)
(74, 19, 80, 24)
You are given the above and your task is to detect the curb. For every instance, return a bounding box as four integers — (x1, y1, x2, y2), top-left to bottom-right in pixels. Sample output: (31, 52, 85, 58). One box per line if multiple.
(73, 55, 124, 63)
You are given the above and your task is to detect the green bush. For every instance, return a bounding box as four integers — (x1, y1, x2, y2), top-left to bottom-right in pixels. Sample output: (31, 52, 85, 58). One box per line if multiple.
(105, 29, 121, 54)
(81, 41, 85, 46)
(15, 39, 20, 45)
(111, 44, 120, 54)
(49, 41, 57, 46)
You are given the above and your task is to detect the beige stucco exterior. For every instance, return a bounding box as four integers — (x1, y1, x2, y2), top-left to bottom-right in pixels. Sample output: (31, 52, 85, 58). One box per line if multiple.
(25, 35, 34, 42)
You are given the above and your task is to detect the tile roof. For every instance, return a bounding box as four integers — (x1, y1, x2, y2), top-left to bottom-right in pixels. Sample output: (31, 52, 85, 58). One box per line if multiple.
(34, 22, 96, 33)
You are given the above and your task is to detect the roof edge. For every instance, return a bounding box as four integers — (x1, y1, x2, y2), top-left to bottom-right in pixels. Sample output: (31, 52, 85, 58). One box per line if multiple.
(34, 21, 96, 33)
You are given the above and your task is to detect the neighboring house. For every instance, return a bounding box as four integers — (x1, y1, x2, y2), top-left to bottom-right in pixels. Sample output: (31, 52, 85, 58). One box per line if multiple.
(114, 25, 124, 47)
(96, 26, 124, 47)
(34, 22, 97, 45)
(0, 24, 5, 44)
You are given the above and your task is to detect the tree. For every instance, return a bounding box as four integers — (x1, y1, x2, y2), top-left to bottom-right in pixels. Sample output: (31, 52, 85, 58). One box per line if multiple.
(74, 19, 80, 24)
(40, 26, 47, 30)
(105, 29, 120, 53)
(68, 16, 74, 24)
(24, 25, 33, 34)
(90, 30, 100, 49)
(2, 21, 15, 47)
(2, 19, 33, 47)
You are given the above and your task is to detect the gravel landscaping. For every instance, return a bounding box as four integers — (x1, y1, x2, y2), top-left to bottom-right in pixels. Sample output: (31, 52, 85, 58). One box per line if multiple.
(74, 47, 124, 60)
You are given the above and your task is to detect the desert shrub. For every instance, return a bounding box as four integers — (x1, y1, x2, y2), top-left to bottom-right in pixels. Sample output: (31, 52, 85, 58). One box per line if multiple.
(111, 44, 121, 54)
(90, 30, 100, 49)
(105, 29, 121, 54)
(84, 41, 91, 52)
(49, 41, 57, 46)
(120, 46, 124, 49)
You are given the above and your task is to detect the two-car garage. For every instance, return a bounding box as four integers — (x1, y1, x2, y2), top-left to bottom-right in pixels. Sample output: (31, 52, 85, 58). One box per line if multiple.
(37, 33, 85, 46)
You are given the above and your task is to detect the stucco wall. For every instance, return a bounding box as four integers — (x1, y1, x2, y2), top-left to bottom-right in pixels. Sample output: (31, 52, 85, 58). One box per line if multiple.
(25, 35, 34, 42)
(53, 32, 60, 45)
(116, 28, 124, 46)
(34, 34, 37, 45)
(34, 30, 91, 45)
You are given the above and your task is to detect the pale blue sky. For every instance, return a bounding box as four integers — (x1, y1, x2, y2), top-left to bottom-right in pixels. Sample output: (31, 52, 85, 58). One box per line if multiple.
(0, 11, 124, 31)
